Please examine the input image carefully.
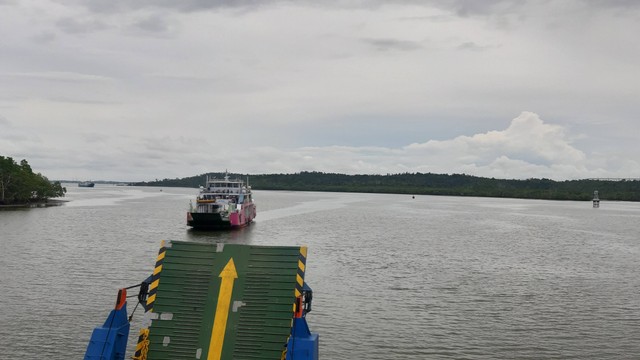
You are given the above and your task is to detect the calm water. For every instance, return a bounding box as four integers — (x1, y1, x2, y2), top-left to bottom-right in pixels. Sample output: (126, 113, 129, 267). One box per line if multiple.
(0, 185, 638, 359)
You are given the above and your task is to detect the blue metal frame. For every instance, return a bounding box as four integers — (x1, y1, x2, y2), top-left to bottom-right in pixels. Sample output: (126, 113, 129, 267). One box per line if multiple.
(83, 303, 130, 360)
(286, 282, 319, 360)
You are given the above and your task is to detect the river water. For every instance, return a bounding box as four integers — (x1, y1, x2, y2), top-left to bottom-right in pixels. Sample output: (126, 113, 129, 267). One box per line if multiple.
(0, 185, 638, 359)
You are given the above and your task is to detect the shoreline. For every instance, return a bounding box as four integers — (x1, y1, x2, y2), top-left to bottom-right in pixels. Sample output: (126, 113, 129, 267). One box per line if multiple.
(0, 199, 69, 209)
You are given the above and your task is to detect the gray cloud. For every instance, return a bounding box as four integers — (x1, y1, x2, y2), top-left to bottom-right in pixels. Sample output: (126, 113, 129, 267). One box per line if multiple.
(56, 17, 109, 34)
(59, 0, 640, 16)
(361, 38, 423, 52)
(2, 1, 639, 181)
(80, 132, 110, 143)
(409, 0, 640, 16)
(456, 41, 495, 52)
(131, 15, 173, 34)
(31, 32, 57, 44)
(1, 71, 114, 83)
(65, 0, 274, 13)
(55, 0, 512, 16)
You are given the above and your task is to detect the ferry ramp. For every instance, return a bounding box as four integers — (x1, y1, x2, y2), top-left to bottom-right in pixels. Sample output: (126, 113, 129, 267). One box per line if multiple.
(140, 241, 307, 360)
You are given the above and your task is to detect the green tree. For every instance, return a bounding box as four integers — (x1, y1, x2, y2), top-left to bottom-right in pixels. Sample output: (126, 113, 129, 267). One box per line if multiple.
(132, 171, 640, 202)
(0, 156, 66, 204)
(0, 156, 18, 203)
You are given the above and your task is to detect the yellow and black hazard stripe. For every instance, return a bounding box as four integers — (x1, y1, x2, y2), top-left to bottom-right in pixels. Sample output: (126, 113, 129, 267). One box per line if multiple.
(132, 328, 150, 360)
(146, 240, 167, 312)
(295, 246, 307, 298)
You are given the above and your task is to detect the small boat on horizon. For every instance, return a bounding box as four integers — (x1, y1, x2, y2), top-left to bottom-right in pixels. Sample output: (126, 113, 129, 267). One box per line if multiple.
(78, 181, 95, 188)
(187, 172, 256, 229)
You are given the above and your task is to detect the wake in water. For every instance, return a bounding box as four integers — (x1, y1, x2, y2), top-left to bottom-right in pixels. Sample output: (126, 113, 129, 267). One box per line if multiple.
(257, 193, 366, 222)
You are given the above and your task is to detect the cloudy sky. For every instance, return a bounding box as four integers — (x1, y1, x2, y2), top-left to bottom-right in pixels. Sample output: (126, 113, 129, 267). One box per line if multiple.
(1, 0, 639, 181)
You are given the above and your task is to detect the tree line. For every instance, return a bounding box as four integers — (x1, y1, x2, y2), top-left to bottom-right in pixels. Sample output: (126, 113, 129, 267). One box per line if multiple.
(0, 156, 66, 205)
(133, 171, 640, 201)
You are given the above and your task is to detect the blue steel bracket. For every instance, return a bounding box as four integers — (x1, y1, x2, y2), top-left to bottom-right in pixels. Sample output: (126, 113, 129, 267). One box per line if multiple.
(285, 318, 319, 360)
(83, 289, 131, 360)
(286, 282, 319, 360)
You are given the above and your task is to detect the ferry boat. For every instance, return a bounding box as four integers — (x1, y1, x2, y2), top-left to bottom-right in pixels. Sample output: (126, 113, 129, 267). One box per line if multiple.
(187, 172, 256, 229)
(78, 181, 95, 188)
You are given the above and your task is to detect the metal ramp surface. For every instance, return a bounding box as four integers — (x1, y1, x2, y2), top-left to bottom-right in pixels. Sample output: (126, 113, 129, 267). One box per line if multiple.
(142, 241, 307, 360)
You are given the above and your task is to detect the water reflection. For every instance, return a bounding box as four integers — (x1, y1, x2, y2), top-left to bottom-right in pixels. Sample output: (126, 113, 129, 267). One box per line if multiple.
(185, 223, 256, 244)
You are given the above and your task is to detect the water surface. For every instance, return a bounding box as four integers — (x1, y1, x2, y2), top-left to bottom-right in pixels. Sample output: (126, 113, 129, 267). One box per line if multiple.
(1, 185, 638, 359)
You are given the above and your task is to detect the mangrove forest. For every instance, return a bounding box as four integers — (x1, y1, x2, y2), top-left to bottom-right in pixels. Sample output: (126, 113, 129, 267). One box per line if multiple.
(0, 156, 66, 205)
(133, 171, 640, 202)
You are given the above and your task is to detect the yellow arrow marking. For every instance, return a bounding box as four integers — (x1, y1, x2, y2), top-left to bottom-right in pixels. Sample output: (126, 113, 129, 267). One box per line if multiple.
(208, 258, 238, 360)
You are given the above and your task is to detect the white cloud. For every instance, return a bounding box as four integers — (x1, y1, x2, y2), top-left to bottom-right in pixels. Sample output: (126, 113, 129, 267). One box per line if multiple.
(395, 112, 592, 179)
(3, 110, 635, 181)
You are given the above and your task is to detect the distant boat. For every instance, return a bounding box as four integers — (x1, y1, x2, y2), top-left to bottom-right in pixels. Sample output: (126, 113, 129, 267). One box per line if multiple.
(187, 172, 256, 229)
(78, 181, 95, 188)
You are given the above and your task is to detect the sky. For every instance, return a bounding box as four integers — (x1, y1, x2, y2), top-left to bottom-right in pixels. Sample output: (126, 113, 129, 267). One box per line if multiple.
(1, 0, 639, 182)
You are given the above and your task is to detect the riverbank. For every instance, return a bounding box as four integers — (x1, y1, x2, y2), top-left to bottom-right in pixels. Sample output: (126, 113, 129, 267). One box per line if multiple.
(0, 199, 68, 209)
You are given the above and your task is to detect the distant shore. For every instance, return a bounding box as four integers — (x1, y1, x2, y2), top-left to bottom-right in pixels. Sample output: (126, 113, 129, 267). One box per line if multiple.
(132, 171, 640, 202)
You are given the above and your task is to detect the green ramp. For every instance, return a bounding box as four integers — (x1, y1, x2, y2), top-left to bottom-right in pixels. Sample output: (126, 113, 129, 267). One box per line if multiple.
(141, 241, 307, 360)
